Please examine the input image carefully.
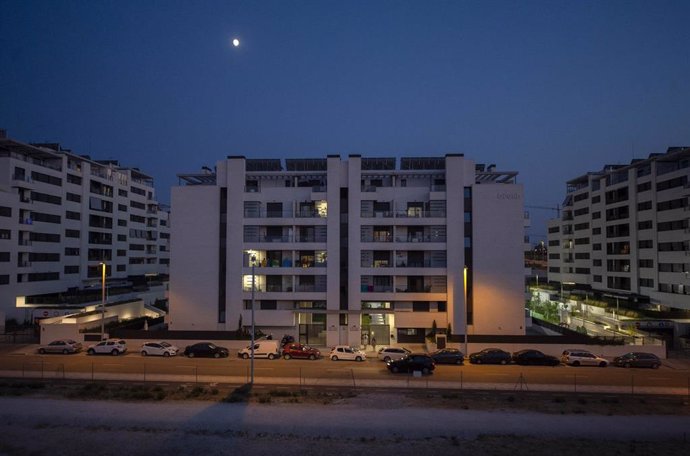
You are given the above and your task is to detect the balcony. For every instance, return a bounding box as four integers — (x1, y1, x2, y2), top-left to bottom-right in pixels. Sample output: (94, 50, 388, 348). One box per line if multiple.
(394, 235, 446, 243)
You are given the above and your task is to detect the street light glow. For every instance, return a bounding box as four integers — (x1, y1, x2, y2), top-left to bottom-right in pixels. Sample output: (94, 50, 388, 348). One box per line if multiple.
(232, 38, 240, 47)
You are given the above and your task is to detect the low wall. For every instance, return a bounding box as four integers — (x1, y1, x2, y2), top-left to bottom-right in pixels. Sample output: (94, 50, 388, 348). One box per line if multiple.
(445, 342, 667, 359)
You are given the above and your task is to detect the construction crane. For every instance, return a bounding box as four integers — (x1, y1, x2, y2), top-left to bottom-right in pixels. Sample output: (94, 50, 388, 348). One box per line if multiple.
(525, 204, 561, 218)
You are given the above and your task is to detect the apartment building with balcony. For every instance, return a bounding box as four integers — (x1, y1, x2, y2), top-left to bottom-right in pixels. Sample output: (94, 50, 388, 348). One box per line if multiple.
(170, 154, 525, 347)
(547, 147, 690, 311)
(0, 133, 170, 322)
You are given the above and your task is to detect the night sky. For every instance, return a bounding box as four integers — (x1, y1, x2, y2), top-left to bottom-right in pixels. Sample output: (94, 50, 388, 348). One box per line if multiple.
(2, 0, 690, 240)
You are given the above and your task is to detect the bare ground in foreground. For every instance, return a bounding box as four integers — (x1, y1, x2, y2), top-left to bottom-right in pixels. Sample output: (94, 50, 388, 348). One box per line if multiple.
(1, 380, 689, 456)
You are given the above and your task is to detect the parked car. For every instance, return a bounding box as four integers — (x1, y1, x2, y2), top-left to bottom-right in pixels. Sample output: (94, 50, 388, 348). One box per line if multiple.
(561, 349, 608, 367)
(282, 343, 321, 360)
(38, 339, 82, 355)
(329, 345, 366, 361)
(141, 341, 179, 357)
(512, 349, 560, 366)
(613, 352, 661, 369)
(430, 348, 464, 365)
(184, 342, 229, 358)
(387, 354, 435, 374)
(87, 339, 127, 356)
(468, 348, 511, 365)
(377, 347, 411, 362)
(238, 340, 280, 359)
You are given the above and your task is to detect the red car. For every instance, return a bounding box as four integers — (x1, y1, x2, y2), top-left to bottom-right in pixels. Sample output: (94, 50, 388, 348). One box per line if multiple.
(282, 343, 321, 360)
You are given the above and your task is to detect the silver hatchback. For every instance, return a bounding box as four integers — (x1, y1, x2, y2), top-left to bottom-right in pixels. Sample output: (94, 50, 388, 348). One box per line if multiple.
(561, 349, 608, 367)
(377, 347, 411, 362)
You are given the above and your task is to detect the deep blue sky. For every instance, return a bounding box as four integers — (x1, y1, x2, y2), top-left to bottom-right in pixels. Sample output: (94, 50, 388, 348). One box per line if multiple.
(2, 0, 690, 240)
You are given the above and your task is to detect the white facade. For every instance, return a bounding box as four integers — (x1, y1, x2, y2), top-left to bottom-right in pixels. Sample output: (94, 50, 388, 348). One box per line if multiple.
(547, 147, 690, 310)
(170, 155, 525, 346)
(0, 134, 170, 322)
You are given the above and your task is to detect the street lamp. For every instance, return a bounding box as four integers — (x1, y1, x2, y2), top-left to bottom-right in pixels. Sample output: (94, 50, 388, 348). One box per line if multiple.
(463, 266, 468, 356)
(250, 255, 256, 385)
(100, 262, 106, 340)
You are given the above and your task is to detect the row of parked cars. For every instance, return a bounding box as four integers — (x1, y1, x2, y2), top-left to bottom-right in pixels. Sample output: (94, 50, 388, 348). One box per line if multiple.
(36, 339, 663, 370)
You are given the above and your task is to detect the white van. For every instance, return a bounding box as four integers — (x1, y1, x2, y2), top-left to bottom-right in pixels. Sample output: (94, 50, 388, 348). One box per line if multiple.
(238, 340, 280, 359)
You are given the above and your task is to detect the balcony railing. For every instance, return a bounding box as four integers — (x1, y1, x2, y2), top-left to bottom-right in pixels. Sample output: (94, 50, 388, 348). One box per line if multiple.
(360, 210, 446, 218)
(361, 285, 394, 293)
(244, 235, 294, 243)
(361, 234, 393, 242)
(395, 261, 446, 268)
(395, 235, 446, 243)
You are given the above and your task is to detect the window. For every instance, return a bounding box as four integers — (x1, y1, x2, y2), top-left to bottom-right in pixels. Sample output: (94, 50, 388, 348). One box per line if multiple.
(574, 192, 589, 202)
(412, 302, 430, 312)
(591, 195, 601, 204)
(130, 201, 146, 210)
(548, 226, 560, 233)
(657, 176, 687, 191)
(638, 240, 653, 249)
(31, 191, 61, 205)
(117, 234, 127, 242)
(574, 222, 589, 231)
(574, 207, 589, 217)
(66, 211, 81, 221)
(65, 229, 80, 238)
(658, 219, 688, 232)
(574, 237, 589, 245)
(637, 181, 651, 192)
(117, 264, 126, 272)
(549, 267, 559, 273)
(64, 265, 79, 274)
(32, 212, 61, 224)
(130, 186, 146, 196)
(66, 192, 81, 203)
(0, 206, 11, 217)
(638, 259, 653, 268)
(118, 189, 128, 197)
(637, 220, 653, 230)
(31, 171, 62, 187)
(592, 227, 601, 235)
(118, 204, 128, 212)
(65, 247, 80, 256)
(30, 232, 60, 243)
(657, 198, 687, 212)
(592, 243, 602, 251)
(593, 259, 602, 267)
(0, 252, 9, 262)
(117, 249, 126, 256)
(593, 275, 602, 283)
(637, 201, 652, 211)
(549, 253, 560, 259)
(118, 219, 127, 227)
(548, 240, 560, 247)
(66, 174, 82, 185)
(0, 275, 9, 285)
(592, 211, 601, 220)
(639, 278, 654, 288)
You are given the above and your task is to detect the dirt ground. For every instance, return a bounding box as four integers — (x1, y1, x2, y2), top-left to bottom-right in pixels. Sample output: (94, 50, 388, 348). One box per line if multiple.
(2, 379, 689, 416)
(1, 380, 690, 456)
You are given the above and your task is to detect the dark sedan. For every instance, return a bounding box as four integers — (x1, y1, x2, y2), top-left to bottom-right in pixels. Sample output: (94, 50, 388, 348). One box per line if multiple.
(512, 349, 560, 366)
(468, 348, 511, 365)
(613, 352, 661, 369)
(387, 354, 435, 374)
(430, 348, 464, 365)
(183, 342, 229, 358)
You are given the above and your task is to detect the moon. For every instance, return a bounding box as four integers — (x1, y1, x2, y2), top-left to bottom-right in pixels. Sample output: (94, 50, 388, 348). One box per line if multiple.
(232, 38, 240, 47)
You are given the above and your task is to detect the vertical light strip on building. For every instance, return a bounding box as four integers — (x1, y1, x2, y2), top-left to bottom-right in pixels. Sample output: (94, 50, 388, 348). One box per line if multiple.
(218, 187, 227, 323)
(464, 186, 473, 324)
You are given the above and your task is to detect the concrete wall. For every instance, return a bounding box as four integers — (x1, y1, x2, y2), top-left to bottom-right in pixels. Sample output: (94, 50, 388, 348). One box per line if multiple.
(168, 185, 219, 331)
(471, 183, 526, 335)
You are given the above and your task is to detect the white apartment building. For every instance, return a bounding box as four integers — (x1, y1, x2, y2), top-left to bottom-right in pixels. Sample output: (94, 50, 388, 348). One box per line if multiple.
(0, 132, 170, 322)
(547, 147, 690, 311)
(171, 154, 525, 347)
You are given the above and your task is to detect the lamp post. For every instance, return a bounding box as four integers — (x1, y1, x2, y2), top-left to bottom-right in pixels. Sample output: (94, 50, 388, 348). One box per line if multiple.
(463, 266, 468, 356)
(250, 255, 256, 385)
(100, 262, 106, 340)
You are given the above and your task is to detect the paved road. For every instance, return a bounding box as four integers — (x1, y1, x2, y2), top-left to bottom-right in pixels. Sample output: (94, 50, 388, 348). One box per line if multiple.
(1, 345, 689, 395)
